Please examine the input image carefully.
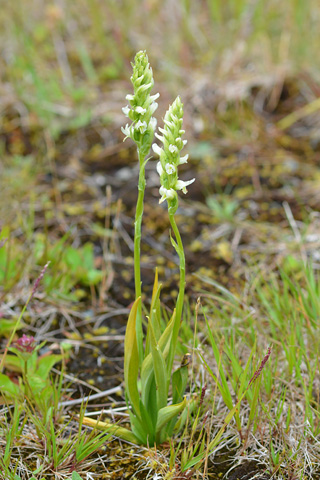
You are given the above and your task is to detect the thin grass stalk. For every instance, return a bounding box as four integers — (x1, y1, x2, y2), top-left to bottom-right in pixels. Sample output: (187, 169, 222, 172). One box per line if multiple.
(167, 212, 185, 373)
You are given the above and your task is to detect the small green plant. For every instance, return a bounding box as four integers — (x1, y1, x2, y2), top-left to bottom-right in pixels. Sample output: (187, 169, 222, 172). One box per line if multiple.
(122, 53, 195, 446)
(83, 51, 195, 446)
(34, 234, 103, 300)
(27, 402, 111, 474)
(0, 262, 64, 411)
(0, 333, 62, 404)
(206, 194, 239, 222)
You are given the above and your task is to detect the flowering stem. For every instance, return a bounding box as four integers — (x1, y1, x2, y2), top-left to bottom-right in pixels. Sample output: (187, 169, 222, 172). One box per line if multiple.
(134, 150, 146, 365)
(0, 263, 49, 374)
(168, 212, 186, 371)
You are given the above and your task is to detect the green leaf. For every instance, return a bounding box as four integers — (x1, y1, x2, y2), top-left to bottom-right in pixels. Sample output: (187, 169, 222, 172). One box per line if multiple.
(145, 269, 162, 355)
(72, 472, 83, 480)
(81, 416, 140, 444)
(141, 311, 174, 407)
(128, 409, 148, 444)
(0, 373, 21, 397)
(28, 374, 47, 393)
(149, 321, 168, 410)
(0, 319, 23, 337)
(156, 397, 187, 439)
(172, 361, 189, 405)
(169, 230, 179, 254)
(139, 399, 156, 441)
(124, 297, 141, 417)
(142, 376, 157, 425)
(36, 354, 62, 379)
(85, 269, 103, 285)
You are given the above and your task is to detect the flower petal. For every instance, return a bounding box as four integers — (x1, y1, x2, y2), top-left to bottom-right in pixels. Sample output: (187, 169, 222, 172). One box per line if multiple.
(122, 105, 131, 117)
(175, 178, 195, 194)
(169, 144, 178, 154)
(159, 186, 176, 203)
(135, 106, 147, 114)
(149, 117, 157, 131)
(165, 163, 176, 175)
(152, 143, 162, 156)
(156, 161, 164, 176)
(179, 154, 189, 164)
(155, 132, 164, 143)
(135, 120, 148, 133)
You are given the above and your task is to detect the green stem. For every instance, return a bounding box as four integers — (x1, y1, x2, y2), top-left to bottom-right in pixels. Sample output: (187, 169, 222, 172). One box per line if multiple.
(134, 149, 146, 365)
(167, 212, 186, 372)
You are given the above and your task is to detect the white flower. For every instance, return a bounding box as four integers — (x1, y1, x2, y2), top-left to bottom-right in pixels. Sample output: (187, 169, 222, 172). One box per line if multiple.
(121, 124, 131, 139)
(135, 120, 148, 133)
(122, 105, 130, 117)
(175, 178, 195, 194)
(149, 102, 158, 115)
(155, 132, 164, 143)
(135, 106, 147, 114)
(150, 93, 160, 102)
(156, 161, 164, 176)
(152, 143, 162, 156)
(165, 164, 176, 175)
(159, 186, 176, 204)
(149, 116, 157, 132)
(169, 144, 178, 154)
(179, 154, 189, 164)
(125, 94, 134, 101)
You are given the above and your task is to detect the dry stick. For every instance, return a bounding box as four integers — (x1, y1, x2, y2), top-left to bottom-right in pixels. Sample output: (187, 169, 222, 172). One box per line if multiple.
(58, 385, 122, 407)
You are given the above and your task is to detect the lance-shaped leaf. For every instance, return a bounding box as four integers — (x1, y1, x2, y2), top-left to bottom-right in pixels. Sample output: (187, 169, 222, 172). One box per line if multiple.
(145, 269, 162, 356)
(156, 397, 187, 438)
(149, 321, 168, 410)
(141, 310, 175, 407)
(124, 297, 141, 417)
(128, 408, 149, 445)
(81, 416, 140, 444)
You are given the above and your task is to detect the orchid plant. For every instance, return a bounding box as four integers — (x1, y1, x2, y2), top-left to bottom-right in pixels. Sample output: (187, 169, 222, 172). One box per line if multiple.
(83, 51, 195, 445)
(122, 52, 194, 446)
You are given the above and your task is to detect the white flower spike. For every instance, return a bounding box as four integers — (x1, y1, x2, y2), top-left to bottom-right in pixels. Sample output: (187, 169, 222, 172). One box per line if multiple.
(152, 96, 195, 214)
(121, 51, 159, 156)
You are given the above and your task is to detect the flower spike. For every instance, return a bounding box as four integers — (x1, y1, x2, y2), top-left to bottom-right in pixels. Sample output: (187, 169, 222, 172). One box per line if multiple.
(121, 51, 159, 156)
(152, 96, 195, 214)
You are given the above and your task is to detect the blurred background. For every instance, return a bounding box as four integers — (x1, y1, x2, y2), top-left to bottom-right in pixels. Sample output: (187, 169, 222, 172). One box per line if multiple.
(1, 0, 320, 304)
(2, 0, 319, 136)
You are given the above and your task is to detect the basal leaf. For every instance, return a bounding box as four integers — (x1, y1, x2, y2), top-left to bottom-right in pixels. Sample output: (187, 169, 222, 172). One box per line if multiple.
(0, 373, 21, 397)
(156, 397, 187, 439)
(149, 322, 168, 410)
(81, 416, 140, 444)
(36, 354, 62, 379)
(124, 297, 141, 416)
(141, 311, 174, 407)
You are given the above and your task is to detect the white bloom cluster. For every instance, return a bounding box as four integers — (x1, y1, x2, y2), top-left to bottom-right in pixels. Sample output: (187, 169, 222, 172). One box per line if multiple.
(152, 96, 195, 212)
(121, 51, 159, 156)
